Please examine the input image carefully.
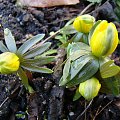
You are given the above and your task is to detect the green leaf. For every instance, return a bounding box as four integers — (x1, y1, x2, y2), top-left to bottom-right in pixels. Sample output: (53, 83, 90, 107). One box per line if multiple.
(17, 68, 34, 93)
(59, 77, 64, 86)
(73, 88, 81, 101)
(114, 7, 120, 21)
(4, 28, 17, 53)
(0, 41, 9, 52)
(101, 66, 120, 78)
(63, 58, 70, 80)
(100, 60, 120, 78)
(59, 33, 83, 48)
(59, 75, 71, 86)
(100, 73, 120, 95)
(55, 35, 63, 40)
(67, 42, 91, 57)
(38, 49, 57, 57)
(59, 59, 71, 86)
(23, 42, 51, 59)
(17, 34, 45, 54)
(22, 56, 55, 66)
(100, 60, 113, 68)
(70, 50, 90, 61)
(82, 34, 89, 44)
(21, 64, 53, 73)
(88, 20, 101, 44)
(86, 0, 102, 3)
(78, 58, 99, 79)
(116, 0, 120, 7)
(17, 68, 28, 87)
(60, 25, 77, 35)
(66, 57, 99, 87)
(60, 42, 92, 86)
(55, 34, 68, 44)
(70, 32, 83, 42)
(70, 55, 93, 80)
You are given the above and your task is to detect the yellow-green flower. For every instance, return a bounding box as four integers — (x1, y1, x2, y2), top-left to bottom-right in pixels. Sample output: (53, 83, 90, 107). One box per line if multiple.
(90, 20, 119, 57)
(79, 77, 101, 101)
(73, 14, 95, 33)
(0, 52, 20, 74)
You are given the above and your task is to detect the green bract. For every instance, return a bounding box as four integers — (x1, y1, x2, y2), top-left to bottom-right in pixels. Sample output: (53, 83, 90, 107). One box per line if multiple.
(100, 60, 120, 78)
(59, 42, 99, 87)
(0, 28, 54, 92)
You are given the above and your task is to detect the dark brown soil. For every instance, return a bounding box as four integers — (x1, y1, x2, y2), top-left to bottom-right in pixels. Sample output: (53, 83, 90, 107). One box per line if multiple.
(0, 0, 120, 120)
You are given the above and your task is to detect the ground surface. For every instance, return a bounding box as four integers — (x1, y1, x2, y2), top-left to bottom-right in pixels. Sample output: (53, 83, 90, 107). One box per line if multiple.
(0, 0, 120, 120)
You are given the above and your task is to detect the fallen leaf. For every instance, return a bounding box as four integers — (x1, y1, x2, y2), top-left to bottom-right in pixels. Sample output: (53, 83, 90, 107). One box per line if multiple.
(17, 0, 80, 7)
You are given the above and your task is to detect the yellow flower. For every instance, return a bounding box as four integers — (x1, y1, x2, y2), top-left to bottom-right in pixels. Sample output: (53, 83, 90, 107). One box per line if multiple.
(0, 52, 20, 74)
(73, 14, 95, 33)
(90, 20, 119, 57)
(79, 77, 101, 101)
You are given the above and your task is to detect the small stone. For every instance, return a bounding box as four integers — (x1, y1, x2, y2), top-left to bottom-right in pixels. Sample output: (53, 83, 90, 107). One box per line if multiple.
(42, 100, 46, 105)
(23, 14, 30, 22)
(69, 112, 74, 116)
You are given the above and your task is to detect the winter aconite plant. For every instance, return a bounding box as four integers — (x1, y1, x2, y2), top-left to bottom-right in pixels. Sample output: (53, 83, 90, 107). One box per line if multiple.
(59, 14, 120, 101)
(0, 28, 54, 93)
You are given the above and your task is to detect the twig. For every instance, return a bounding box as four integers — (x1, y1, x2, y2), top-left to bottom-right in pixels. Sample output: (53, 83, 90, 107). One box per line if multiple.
(84, 101, 87, 120)
(93, 100, 113, 120)
(65, 3, 94, 26)
(76, 99, 93, 120)
(93, 105, 102, 120)
(0, 85, 20, 108)
(41, 30, 60, 44)
(32, 30, 60, 49)
(0, 97, 9, 108)
(96, 100, 113, 115)
(79, 3, 94, 16)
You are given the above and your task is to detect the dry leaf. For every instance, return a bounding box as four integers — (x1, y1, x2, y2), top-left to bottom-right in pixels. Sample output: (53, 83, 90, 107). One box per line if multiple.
(17, 0, 80, 7)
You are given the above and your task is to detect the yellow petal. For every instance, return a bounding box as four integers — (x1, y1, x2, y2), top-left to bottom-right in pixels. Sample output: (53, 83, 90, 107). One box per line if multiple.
(73, 16, 81, 32)
(79, 77, 101, 101)
(73, 14, 95, 33)
(90, 20, 118, 57)
(0, 52, 20, 74)
(105, 23, 118, 56)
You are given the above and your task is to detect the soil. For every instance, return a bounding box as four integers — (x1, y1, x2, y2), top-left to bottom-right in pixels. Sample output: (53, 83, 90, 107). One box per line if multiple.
(0, 0, 120, 120)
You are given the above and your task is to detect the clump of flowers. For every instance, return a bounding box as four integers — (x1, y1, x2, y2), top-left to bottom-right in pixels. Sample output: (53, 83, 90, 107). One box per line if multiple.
(59, 14, 120, 101)
(0, 28, 54, 93)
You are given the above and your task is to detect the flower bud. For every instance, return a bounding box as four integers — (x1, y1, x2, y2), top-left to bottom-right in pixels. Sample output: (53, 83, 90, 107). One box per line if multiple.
(73, 14, 95, 33)
(0, 52, 20, 74)
(90, 20, 119, 57)
(79, 77, 101, 101)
